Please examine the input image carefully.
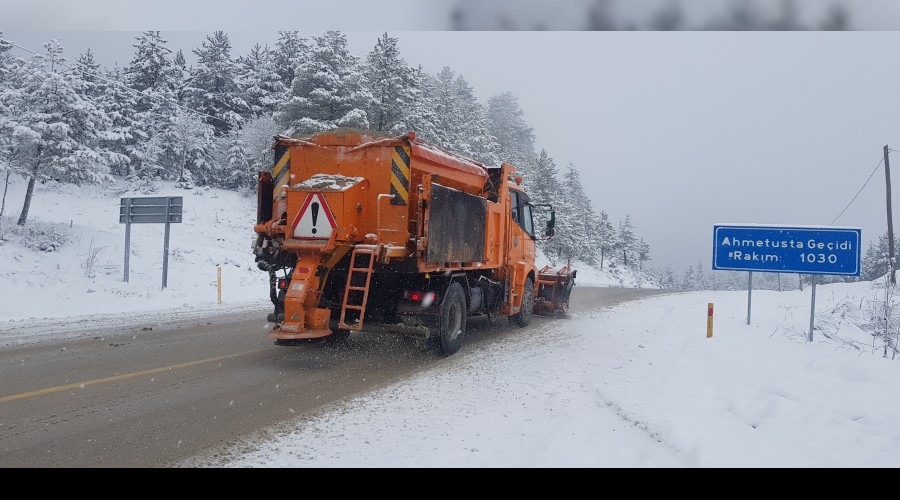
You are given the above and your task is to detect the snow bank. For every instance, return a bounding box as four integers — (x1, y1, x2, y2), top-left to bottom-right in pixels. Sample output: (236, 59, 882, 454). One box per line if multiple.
(0, 177, 269, 344)
(192, 280, 900, 467)
(536, 247, 660, 289)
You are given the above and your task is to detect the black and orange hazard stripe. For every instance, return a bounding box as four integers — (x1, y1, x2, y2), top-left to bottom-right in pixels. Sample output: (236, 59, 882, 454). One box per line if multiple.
(390, 145, 411, 205)
(272, 144, 291, 198)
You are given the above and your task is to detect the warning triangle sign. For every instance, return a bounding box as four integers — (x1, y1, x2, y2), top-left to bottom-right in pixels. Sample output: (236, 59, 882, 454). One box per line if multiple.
(291, 192, 337, 240)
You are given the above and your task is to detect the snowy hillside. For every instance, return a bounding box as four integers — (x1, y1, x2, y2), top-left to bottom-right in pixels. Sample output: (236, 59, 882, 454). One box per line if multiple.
(0, 176, 659, 346)
(189, 279, 900, 467)
(0, 177, 268, 342)
(536, 247, 660, 289)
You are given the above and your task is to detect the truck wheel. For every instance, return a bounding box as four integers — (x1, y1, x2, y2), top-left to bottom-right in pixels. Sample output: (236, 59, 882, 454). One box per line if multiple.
(436, 282, 467, 356)
(511, 277, 534, 328)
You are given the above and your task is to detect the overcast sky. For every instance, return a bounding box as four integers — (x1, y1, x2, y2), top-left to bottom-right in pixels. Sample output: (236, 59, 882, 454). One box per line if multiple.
(3, 29, 900, 271)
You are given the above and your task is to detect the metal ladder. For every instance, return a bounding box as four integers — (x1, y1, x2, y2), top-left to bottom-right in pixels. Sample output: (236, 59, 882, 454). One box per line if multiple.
(338, 245, 376, 331)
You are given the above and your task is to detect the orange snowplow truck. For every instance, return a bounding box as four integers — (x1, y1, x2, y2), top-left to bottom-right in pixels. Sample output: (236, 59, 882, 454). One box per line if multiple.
(253, 129, 575, 355)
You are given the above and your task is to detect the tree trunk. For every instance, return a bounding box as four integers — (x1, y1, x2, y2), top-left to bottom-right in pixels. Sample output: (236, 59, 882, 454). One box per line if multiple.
(0, 171, 10, 218)
(600, 248, 604, 269)
(799, 274, 803, 291)
(17, 175, 36, 226)
(623, 248, 628, 266)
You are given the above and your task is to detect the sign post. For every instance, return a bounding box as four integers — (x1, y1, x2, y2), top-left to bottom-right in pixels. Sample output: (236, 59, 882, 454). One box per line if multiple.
(713, 225, 862, 338)
(120, 196, 183, 290)
(747, 271, 753, 325)
(809, 275, 817, 342)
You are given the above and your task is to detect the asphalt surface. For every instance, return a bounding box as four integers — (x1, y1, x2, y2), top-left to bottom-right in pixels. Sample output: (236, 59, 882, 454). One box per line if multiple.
(0, 287, 666, 467)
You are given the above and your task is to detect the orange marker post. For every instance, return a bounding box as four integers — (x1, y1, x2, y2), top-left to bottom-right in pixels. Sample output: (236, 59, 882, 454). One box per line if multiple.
(707, 303, 714, 338)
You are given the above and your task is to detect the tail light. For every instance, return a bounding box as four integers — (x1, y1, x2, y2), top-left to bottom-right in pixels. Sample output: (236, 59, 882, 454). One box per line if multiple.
(278, 279, 288, 290)
(403, 291, 436, 307)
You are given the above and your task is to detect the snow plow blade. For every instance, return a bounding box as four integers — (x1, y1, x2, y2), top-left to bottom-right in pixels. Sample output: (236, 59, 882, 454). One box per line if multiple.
(534, 262, 576, 316)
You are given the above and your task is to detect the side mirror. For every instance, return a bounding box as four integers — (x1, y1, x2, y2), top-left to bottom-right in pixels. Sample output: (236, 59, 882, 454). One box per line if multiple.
(545, 209, 556, 238)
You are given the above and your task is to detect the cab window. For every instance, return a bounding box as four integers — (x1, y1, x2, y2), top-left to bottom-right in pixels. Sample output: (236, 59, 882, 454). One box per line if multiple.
(509, 191, 520, 223)
(522, 204, 535, 237)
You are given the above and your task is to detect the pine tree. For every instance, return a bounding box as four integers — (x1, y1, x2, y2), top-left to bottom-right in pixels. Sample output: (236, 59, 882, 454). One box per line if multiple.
(0, 32, 19, 217)
(127, 31, 175, 95)
(428, 66, 498, 164)
(144, 109, 216, 186)
(402, 65, 441, 140)
(3, 40, 121, 225)
(452, 74, 498, 164)
(237, 44, 285, 118)
(276, 31, 371, 134)
(365, 33, 410, 132)
(597, 211, 616, 268)
(530, 150, 562, 257)
(682, 266, 695, 290)
(171, 49, 190, 103)
(273, 31, 307, 89)
(239, 115, 279, 173)
(94, 66, 144, 177)
(637, 238, 651, 270)
(222, 131, 253, 190)
(861, 234, 900, 281)
(486, 91, 535, 177)
(185, 31, 247, 135)
(617, 214, 637, 266)
(125, 32, 179, 173)
(73, 49, 101, 100)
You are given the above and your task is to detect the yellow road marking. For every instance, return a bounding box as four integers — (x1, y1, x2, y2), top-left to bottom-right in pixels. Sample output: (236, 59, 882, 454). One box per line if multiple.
(0, 353, 242, 405)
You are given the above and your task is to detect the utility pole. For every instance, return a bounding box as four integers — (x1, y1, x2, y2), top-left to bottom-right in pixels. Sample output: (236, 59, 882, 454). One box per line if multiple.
(885, 145, 896, 284)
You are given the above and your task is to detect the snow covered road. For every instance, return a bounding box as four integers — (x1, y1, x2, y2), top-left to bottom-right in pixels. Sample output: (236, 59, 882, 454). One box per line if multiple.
(188, 283, 900, 468)
(0, 287, 660, 467)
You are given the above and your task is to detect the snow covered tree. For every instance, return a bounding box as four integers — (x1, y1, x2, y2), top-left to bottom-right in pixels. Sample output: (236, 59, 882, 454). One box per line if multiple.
(452, 74, 498, 164)
(529, 150, 562, 256)
(221, 131, 253, 190)
(239, 115, 279, 174)
(276, 31, 372, 134)
(273, 31, 307, 90)
(144, 109, 216, 187)
(171, 49, 190, 103)
(595, 211, 616, 268)
(237, 44, 285, 118)
(2, 40, 121, 225)
(861, 234, 900, 281)
(487, 91, 535, 177)
(0, 32, 19, 217)
(73, 49, 102, 100)
(127, 32, 175, 96)
(364, 33, 417, 133)
(92, 66, 136, 177)
(124, 32, 180, 172)
(185, 31, 247, 135)
(617, 214, 637, 266)
(402, 65, 441, 140)
(637, 238, 651, 270)
(428, 66, 498, 164)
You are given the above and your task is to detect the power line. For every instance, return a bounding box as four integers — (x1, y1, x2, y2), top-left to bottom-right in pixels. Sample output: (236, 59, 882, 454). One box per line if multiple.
(829, 156, 884, 226)
(0, 38, 226, 125)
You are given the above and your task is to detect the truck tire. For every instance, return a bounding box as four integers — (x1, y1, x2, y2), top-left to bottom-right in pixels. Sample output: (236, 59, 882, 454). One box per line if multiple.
(511, 277, 534, 328)
(436, 282, 467, 356)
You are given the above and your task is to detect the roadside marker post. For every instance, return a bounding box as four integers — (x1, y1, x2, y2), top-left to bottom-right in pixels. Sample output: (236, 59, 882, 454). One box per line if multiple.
(707, 303, 714, 339)
(217, 266, 223, 305)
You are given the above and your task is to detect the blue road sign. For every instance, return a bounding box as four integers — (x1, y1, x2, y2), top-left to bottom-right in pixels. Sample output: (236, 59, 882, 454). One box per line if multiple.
(712, 225, 861, 276)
